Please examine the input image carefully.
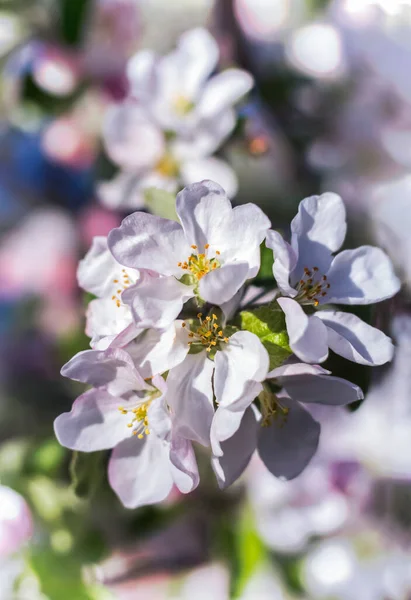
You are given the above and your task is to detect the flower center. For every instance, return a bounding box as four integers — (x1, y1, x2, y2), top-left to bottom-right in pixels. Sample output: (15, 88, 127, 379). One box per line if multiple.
(155, 154, 180, 178)
(112, 268, 135, 308)
(183, 313, 229, 353)
(173, 95, 195, 115)
(259, 387, 289, 427)
(294, 266, 331, 307)
(118, 400, 151, 439)
(178, 244, 221, 280)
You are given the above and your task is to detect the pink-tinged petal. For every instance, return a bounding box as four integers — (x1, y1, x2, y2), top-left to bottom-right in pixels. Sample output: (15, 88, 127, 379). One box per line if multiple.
(214, 331, 269, 408)
(199, 262, 249, 305)
(77, 236, 123, 297)
(268, 362, 330, 379)
(125, 321, 189, 378)
(61, 347, 148, 396)
(290, 192, 346, 279)
(277, 298, 329, 363)
(108, 212, 188, 276)
(0, 486, 33, 557)
(169, 436, 200, 493)
(108, 436, 174, 509)
(326, 246, 401, 305)
(175, 180, 231, 249)
(316, 310, 395, 365)
(258, 396, 320, 480)
(54, 389, 129, 451)
(97, 172, 146, 211)
(212, 406, 260, 489)
(165, 352, 214, 447)
(197, 69, 254, 119)
(266, 229, 298, 297)
(181, 157, 238, 199)
(105, 322, 142, 350)
(122, 275, 195, 329)
(103, 102, 165, 171)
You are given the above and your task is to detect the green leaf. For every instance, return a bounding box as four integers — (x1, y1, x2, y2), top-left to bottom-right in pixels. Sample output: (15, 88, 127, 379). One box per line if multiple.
(230, 505, 267, 598)
(29, 547, 99, 600)
(144, 187, 178, 221)
(255, 242, 274, 282)
(70, 451, 105, 499)
(240, 306, 291, 370)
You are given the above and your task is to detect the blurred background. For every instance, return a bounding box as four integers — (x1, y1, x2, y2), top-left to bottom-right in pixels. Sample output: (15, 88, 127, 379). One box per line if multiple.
(1, 0, 411, 598)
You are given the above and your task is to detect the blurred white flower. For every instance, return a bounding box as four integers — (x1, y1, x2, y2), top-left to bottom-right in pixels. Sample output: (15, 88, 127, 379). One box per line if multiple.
(99, 28, 253, 207)
(303, 534, 411, 600)
(285, 23, 346, 80)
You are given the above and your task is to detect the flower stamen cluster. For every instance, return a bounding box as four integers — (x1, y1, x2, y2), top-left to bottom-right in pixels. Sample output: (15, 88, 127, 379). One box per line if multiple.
(118, 401, 152, 439)
(294, 266, 331, 307)
(178, 244, 220, 280)
(112, 269, 135, 308)
(183, 313, 229, 353)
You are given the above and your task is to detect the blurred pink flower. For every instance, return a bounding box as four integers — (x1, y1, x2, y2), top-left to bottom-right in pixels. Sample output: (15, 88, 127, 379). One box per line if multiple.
(0, 485, 32, 557)
(79, 205, 121, 246)
(0, 207, 78, 299)
(82, 0, 140, 82)
(42, 117, 96, 168)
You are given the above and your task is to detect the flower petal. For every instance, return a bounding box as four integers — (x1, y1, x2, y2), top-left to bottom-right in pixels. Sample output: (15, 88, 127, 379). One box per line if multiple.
(54, 389, 129, 451)
(108, 435, 174, 509)
(165, 352, 214, 446)
(277, 298, 329, 363)
(197, 69, 254, 119)
(257, 396, 320, 480)
(175, 180, 231, 249)
(127, 49, 157, 100)
(108, 212, 188, 276)
(61, 347, 148, 396)
(172, 109, 236, 158)
(180, 157, 238, 198)
(212, 406, 260, 489)
(268, 362, 330, 379)
(173, 27, 219, 99)
(316, 310, 395, 365)
(77, 236, 123, 297)
(122, 274, 195, 329)
(214, 331, 269, 408)
(221, 204, 271, 276)
(265, 229, 298, 297)
(199, 262, 249, 305)
(210, 405, 246, 457)
(86, 297, 134, 348)
(274, 369, 363, 406)
(125, 321, 189, 378)
(326, 246, 401, 305)
(290, 193, 346, 279)
(147, 395, 171, 441)
(169, 436, 200, 494)
(103, 102, 165, 171)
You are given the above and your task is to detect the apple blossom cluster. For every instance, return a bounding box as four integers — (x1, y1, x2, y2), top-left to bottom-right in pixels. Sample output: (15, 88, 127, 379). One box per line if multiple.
(54, 180, 401, 508)
(98, 28, 253, 210)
